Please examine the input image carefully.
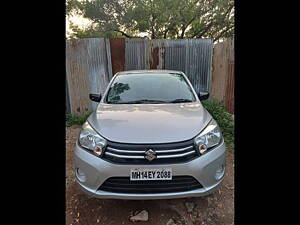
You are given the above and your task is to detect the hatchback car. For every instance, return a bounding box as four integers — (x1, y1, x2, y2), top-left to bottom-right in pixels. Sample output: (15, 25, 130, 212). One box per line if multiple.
(74, 70, 226, 199)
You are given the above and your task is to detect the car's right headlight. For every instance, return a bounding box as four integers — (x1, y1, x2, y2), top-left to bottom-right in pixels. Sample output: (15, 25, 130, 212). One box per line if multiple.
(194, 119, 222, 154)
(78, 121, 107, 157)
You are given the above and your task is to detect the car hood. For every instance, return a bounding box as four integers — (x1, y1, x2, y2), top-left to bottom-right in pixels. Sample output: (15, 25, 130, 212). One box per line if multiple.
(88, 103, 211, 144)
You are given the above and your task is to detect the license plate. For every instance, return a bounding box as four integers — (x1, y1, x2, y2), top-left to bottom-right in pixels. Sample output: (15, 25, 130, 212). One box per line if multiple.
(130, 168, 172, 181)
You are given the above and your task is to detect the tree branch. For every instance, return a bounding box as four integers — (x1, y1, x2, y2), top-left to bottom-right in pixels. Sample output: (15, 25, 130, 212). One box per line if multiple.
(163, 28, 169, 39)
(113, 29, 132, 38)
(191, 22, 215, 38)
(213, 25, 234, 42)
(190, 3, 234, 39)
(178, 0, 203, 38)
(180, 13, 199, 38)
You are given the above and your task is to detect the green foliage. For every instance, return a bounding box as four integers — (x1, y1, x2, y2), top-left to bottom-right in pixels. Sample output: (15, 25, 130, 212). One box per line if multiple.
(66, 0, 234, 42)
(202, 99, 234, 151)
(66, 113, 92, 127)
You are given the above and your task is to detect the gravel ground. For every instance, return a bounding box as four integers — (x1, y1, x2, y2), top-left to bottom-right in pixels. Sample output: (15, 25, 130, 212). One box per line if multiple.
(66, 126, 234, 225)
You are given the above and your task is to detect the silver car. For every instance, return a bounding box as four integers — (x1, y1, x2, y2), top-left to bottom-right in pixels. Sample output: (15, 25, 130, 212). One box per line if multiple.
(74, 70, 226, 200)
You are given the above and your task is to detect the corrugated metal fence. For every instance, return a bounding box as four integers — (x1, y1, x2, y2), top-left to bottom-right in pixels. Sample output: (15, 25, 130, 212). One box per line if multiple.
(66, 38, 112, 114)
(66, 38, 234, 114)
(124, 39, 213, 93)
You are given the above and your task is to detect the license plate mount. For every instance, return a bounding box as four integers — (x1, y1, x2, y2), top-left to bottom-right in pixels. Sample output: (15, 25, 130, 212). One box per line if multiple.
(130, 168, 172, 181)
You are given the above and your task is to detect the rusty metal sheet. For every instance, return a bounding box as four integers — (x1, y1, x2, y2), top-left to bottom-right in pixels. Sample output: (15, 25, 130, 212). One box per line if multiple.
(146, 39, 165, 69)
(85, 38, 111, 110)
(66, 39, 91, 114)
(225, 61, 234, 114)
(210, 41, 228, 101)
(211, 39, 234, 114)
(66, 38, 111, 114)
(110, 38, 125, 75)
(66, 75, 71, 113)
(125, 38, 212, 92)
(224, 40, 234, 114)
(66, 37, 217, 115)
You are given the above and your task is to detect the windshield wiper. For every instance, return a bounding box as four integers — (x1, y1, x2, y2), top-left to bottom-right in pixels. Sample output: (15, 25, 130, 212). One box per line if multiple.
(119, 99, 168, 104)
(110, 99, 193, 104)
(168, 98, 193, 103)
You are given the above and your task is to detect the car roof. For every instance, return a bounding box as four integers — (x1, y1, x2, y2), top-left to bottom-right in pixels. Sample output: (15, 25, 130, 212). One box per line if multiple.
(116, 70, 184, 75)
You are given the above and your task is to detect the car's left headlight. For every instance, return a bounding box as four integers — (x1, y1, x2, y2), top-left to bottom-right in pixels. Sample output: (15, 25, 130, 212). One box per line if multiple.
(78, 122, 107, 157)
(194, 119, 222, 154)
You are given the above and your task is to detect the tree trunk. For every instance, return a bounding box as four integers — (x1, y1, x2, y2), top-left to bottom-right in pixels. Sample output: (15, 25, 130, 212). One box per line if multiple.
(180, 26, 186, 39)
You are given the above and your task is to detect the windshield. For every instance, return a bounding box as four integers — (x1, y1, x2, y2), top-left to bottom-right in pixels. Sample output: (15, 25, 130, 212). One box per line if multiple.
(105, 73, 196, 104)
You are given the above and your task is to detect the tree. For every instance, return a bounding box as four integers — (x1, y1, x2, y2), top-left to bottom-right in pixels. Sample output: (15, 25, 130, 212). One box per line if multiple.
(66, 0, 234, 42)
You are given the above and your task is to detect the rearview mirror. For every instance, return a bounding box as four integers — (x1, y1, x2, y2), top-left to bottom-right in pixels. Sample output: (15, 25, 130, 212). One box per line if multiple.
(89, 93, 101, 102)
(198, 92, 209, 101)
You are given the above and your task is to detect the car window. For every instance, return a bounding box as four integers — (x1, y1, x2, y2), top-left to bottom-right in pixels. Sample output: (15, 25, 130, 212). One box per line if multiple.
(105, 73, 196, 104)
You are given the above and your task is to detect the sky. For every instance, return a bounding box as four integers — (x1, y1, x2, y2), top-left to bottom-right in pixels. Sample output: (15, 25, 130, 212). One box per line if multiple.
(66, 15, 92, 38)
(66, 14, 148, 38)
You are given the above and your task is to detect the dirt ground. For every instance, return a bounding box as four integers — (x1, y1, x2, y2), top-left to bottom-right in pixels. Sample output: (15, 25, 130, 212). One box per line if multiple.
(66, 126, 234, 225)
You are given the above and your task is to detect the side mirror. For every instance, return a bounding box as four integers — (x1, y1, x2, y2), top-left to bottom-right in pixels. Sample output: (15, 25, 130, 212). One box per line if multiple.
(89, 93, 101, 102)
(198, 92, 209, 101)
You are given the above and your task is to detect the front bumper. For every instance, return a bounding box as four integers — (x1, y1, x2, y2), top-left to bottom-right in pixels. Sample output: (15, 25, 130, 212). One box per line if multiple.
(73, 140, 226, 200)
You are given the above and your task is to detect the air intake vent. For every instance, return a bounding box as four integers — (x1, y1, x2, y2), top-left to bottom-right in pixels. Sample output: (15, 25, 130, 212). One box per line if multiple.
(98, 176, 203, 194)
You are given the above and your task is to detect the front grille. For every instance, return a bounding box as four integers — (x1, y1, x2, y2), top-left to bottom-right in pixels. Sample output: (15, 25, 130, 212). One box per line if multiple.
(98, 176, 203, 194)
(103, 139, 199, 164)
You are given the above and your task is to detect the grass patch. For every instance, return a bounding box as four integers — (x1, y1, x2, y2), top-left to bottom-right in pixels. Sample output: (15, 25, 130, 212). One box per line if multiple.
(202, 99, 234, 151)
(66, 112, 92, 127)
